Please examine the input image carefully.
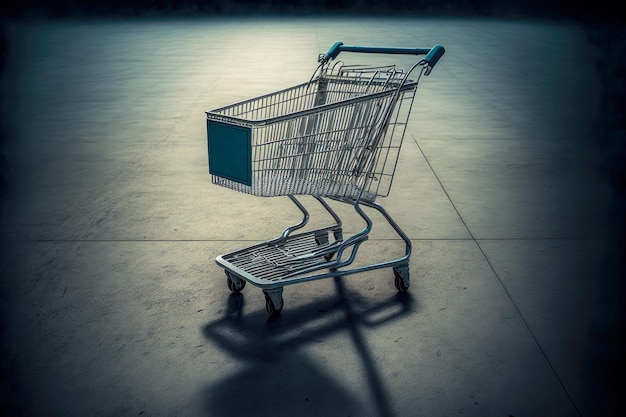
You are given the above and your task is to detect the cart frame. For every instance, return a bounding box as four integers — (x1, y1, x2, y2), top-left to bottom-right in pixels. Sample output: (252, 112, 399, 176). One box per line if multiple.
(206, 42, 445, 315)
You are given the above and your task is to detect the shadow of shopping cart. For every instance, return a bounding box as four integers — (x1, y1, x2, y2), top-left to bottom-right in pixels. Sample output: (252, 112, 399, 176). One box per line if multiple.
(202, 276, 416, 417)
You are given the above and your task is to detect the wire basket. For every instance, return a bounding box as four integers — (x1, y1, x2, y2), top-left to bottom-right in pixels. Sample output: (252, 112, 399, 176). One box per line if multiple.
(207, 63, 422, 201)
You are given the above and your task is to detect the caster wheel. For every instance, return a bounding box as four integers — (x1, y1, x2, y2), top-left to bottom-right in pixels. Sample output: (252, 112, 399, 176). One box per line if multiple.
(394, 269, 409, 292)
(264, 292, 283, 316)
(324, 252, 335, 261)
(226, 272, 246, 293)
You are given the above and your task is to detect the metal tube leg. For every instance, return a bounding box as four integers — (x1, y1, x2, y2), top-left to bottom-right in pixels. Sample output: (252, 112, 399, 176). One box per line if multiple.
(360, 200, 412, 259)
(313, 195, 343, 237)
(328, 196, 374, 262)
(360, 199, 412, 290)
(268, 195, 310, 245)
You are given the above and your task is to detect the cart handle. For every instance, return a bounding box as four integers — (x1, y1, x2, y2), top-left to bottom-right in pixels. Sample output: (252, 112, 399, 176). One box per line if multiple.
(319, 42, 445, 72)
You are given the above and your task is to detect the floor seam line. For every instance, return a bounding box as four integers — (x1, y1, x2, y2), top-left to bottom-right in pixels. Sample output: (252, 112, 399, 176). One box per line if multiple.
(411, 135, 583, 417)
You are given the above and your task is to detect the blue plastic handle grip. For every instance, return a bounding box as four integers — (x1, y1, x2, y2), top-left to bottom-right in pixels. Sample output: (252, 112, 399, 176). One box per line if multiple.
(320, 42, 445, 70)
(424, 44, 445, 68)
(321, 42, 344, 62)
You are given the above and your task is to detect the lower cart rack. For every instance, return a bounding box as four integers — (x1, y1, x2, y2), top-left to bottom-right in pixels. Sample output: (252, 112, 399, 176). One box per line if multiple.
(217, 195, 412, 316)
(206, 42, 445, 315)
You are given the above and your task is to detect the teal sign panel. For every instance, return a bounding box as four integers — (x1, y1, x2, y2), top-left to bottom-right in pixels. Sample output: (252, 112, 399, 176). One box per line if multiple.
(207, 120, 252, 186)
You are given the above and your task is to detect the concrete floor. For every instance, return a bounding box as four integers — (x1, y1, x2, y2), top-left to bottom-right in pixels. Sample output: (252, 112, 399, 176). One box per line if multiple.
(0, 16, 623, 417)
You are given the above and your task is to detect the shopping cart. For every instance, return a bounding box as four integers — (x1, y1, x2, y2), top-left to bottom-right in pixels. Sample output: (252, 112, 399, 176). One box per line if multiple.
(206, 42, 445, 315)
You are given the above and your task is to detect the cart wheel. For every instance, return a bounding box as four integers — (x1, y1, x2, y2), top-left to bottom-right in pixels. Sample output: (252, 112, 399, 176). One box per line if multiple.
(394, 269, 410, 292)
(226, 272, 246, 293)
(324, 252, 335, 261)
(264, 292, 283, 316)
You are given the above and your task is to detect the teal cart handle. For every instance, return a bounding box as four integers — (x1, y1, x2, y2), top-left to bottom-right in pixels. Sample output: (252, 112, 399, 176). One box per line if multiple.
(319, 42, 445, 73)
(423, 44, 445, 68)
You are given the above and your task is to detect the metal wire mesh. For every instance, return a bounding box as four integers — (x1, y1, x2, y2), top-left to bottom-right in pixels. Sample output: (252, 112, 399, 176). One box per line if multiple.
(207, 64, 422, 201)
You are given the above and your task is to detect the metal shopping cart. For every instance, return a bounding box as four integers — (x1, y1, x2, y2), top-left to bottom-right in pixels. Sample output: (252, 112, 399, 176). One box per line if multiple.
(206, 42, 445, 315)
